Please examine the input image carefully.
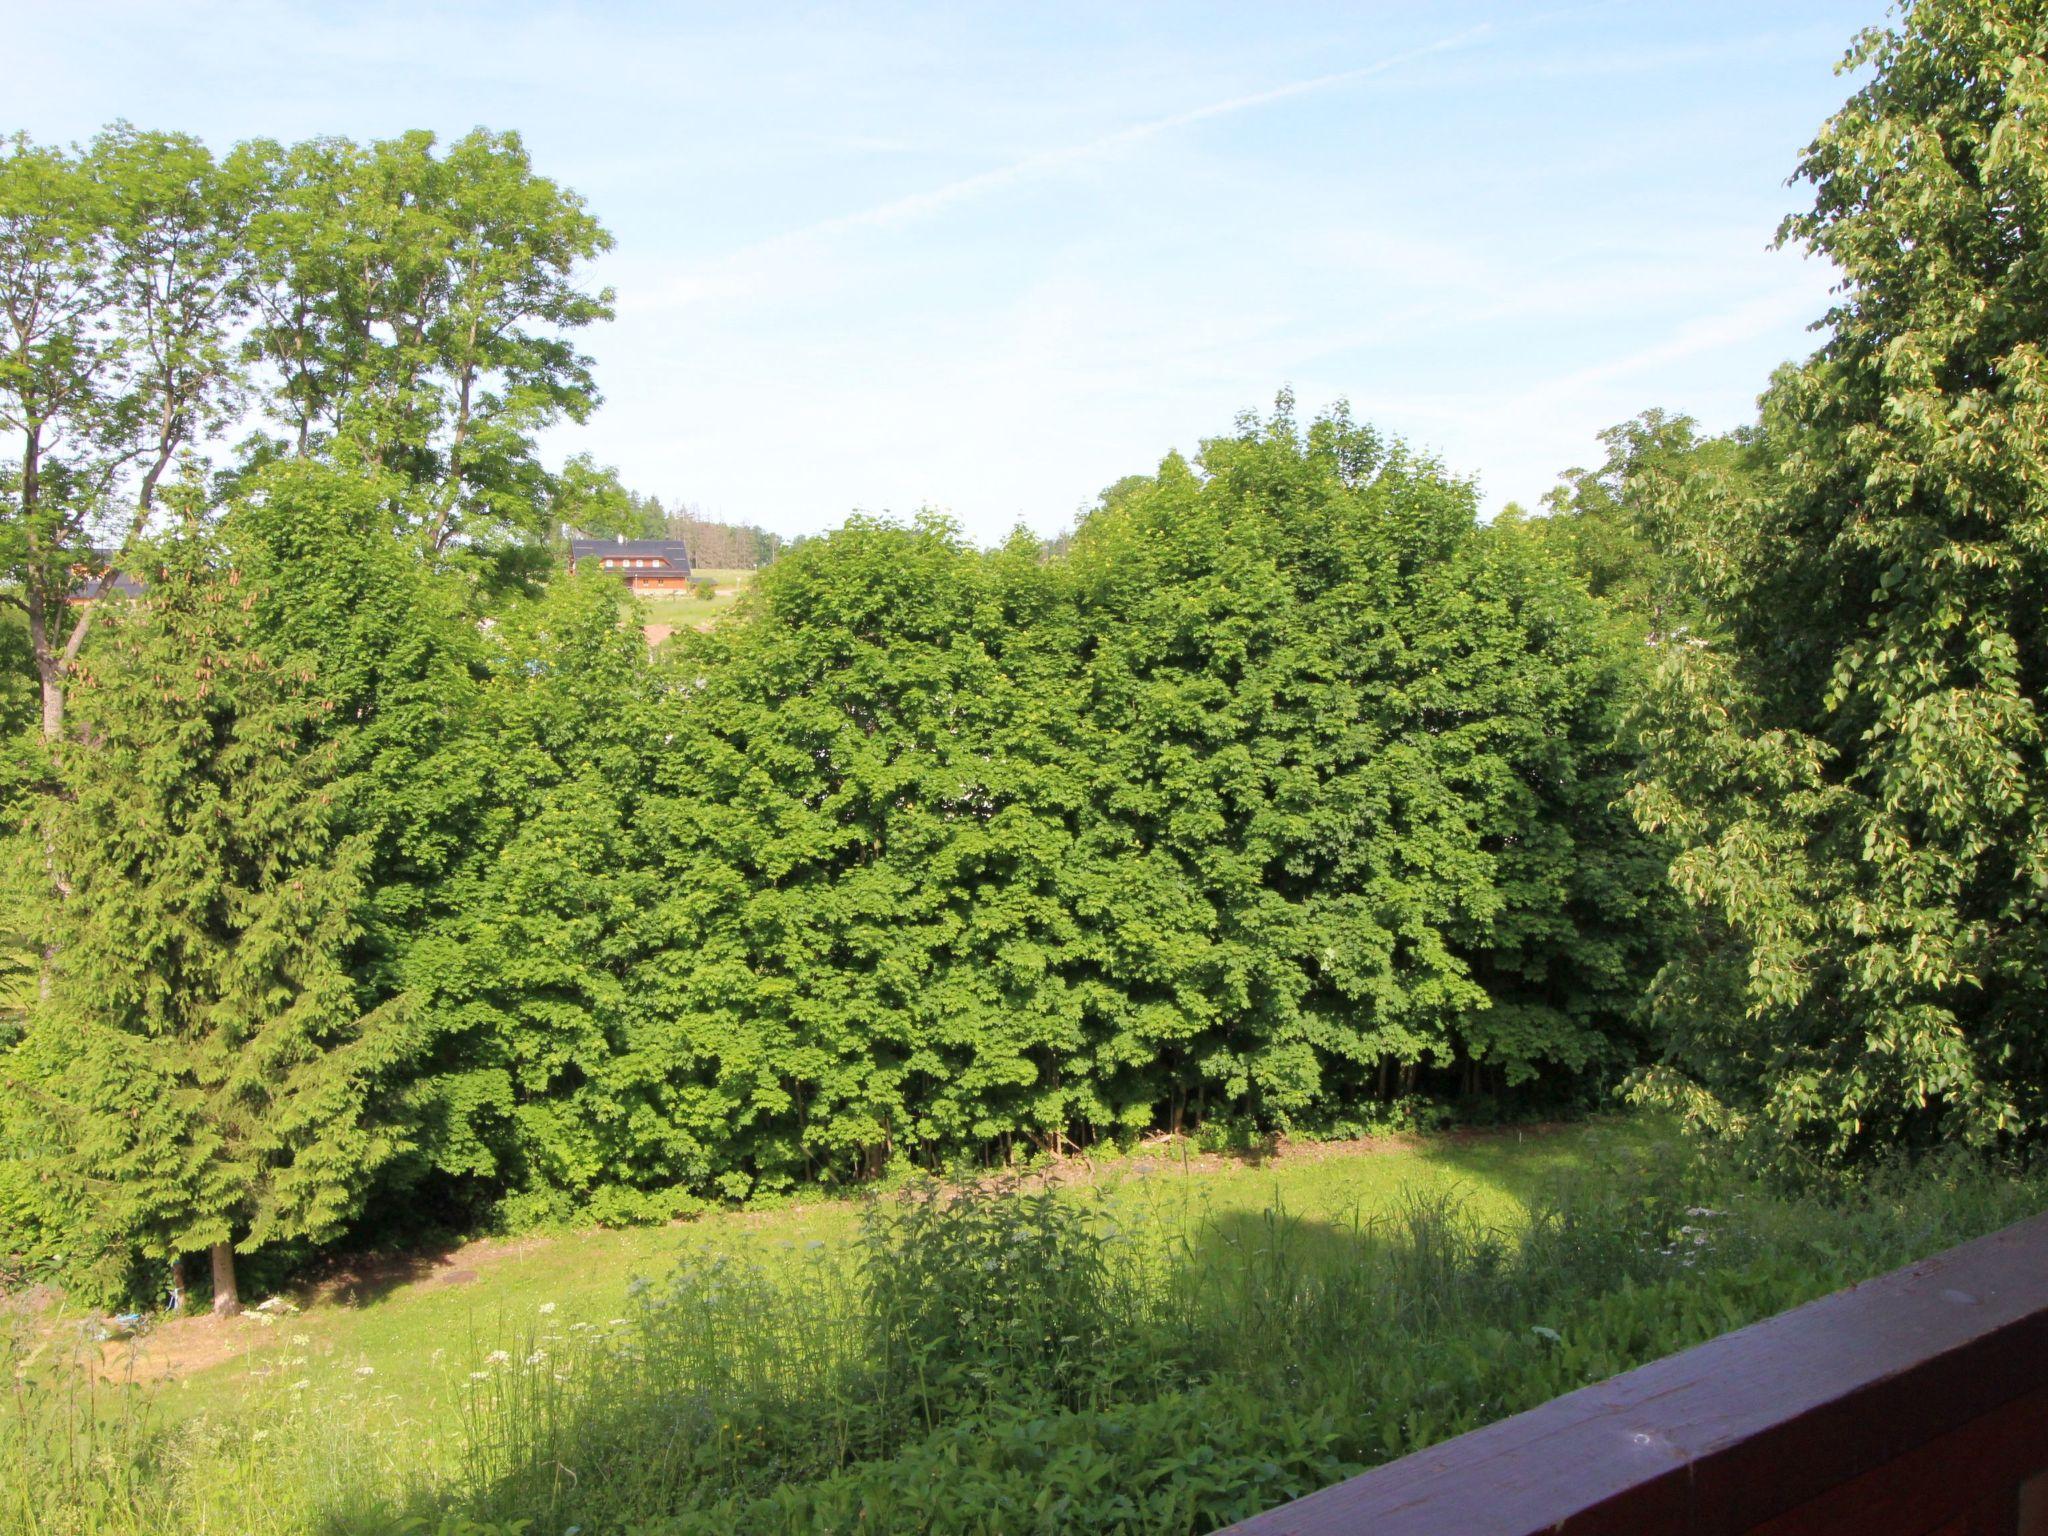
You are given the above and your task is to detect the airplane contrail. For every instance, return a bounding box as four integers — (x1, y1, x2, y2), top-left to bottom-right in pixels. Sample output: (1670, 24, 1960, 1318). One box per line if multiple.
(804, 22, 1498, 238)
(658, 20, 1500, 295)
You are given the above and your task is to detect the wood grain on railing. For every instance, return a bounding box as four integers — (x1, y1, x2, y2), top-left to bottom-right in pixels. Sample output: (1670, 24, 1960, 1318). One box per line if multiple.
(1221, 1211, 2048, 1536)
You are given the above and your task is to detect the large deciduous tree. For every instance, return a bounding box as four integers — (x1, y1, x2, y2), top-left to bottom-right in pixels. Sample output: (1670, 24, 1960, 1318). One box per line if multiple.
(0, 127, 253, 742)
(1631, 0, 2048, 1162)
(234, 128, 614, 554)
(1065, 401, 1656, 1124)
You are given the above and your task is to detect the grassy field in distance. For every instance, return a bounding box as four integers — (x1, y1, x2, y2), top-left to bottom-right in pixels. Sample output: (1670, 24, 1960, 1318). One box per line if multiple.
(638, 566, 758, 635)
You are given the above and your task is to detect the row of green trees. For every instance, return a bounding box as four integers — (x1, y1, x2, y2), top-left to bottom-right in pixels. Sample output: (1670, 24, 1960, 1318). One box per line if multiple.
(4, 0, 2045, 1304)
(2, 400, 1665, 1301)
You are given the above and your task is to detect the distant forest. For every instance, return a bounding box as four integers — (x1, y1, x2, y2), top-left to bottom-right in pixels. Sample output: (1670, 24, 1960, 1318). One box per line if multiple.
(665, 509, 788, 569)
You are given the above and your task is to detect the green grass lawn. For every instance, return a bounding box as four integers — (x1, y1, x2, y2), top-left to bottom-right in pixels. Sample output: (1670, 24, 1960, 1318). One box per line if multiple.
(13, 1118, 2045, 1536)
(131, 1122, 1617, 1422)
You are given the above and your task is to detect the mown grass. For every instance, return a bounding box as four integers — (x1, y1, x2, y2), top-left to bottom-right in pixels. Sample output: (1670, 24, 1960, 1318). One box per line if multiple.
(5, 1120, 2043, 1536)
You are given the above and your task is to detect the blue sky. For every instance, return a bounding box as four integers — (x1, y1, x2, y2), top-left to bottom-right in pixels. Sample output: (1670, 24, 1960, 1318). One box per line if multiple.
(13, 1, 1884, 540)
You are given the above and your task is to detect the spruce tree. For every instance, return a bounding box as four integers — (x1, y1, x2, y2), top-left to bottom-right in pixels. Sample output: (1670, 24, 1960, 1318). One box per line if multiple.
(19, 523, 406, 1309)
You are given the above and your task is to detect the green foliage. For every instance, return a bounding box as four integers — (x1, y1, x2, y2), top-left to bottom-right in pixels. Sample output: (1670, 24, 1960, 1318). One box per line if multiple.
(1629, 0, 2048, 1163)
(1518, 408, 1757, 651)
(1068, 401, 1658, 1115)
(409, 566, 680, 1217)
(409, 400, 1663, 1222)
(0, 125, 256, 738)
(550, 453, 663, 539)
(641, 511, 1096, 1190)
(230, 463, 491, 971)
(858, 1182, 1147, 1415)
(11, 523, 413, 1296)
(231, 127, 614, 553)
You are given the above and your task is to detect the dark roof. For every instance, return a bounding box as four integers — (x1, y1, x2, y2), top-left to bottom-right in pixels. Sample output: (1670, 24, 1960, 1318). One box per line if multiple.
(68, 554, 144, 600)
(569, 538, 693, 567)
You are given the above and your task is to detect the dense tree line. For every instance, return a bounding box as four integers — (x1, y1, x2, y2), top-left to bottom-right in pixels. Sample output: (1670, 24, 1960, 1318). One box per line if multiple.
(0, 400, 1664, 1300)
(3, 0, 2045, 1304)
(663, 509, 788, 569)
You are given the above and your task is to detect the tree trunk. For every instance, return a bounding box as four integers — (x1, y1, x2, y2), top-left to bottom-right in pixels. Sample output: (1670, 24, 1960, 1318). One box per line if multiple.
(209, 1241, 241, 1317)
(23, 580, 61, 744)
(37, 662, 63, 740)
(168, 1255, 186, 1313)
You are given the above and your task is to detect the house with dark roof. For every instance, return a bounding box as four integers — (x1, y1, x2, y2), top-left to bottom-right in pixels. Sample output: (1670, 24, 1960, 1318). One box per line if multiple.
(567, 536, 695, 595)
(66, 553, 145, 603)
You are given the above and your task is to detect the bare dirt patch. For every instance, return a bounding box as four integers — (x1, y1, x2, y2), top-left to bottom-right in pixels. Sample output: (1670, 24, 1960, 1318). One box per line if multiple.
(74, 1236, 555, 1382)
(96, 1314, 268, 1383)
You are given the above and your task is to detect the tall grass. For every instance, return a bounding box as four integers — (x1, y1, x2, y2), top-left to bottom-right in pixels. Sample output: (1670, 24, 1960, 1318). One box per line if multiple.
(0, 1315, 485, 1536)
(3, 1139, 2044, 1536)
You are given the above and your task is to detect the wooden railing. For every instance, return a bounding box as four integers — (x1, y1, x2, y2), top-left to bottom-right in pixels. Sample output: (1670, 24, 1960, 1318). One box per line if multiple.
(1222, 1211, 2048, 1536)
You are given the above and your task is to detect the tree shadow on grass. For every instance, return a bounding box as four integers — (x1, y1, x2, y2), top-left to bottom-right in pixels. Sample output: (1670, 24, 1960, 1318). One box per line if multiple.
(292, 1237, 484, 1311)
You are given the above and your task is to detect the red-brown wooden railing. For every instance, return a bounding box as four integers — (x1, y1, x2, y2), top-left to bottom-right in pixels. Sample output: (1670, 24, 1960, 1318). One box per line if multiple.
(1222, 1210, 2048, 1536)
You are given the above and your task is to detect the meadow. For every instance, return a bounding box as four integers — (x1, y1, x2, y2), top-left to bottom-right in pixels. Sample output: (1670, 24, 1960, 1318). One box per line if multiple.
(636, 566, 758, 633)
(8, 1120, 2044, 1536)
